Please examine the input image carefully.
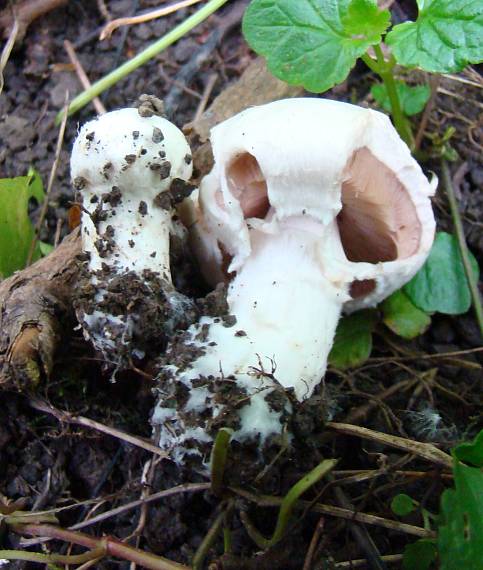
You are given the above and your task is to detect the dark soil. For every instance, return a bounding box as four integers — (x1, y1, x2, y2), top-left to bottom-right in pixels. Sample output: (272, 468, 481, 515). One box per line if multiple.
(0, 1, 481, 569)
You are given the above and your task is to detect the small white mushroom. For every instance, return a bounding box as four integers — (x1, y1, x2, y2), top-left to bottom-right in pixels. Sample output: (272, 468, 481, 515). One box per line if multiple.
(71, 106, 195, 370)
(153, 98, 436, 465)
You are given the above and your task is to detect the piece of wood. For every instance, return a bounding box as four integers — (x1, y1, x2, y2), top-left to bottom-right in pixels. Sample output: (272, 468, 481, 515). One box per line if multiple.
(0, 229, 80, 389)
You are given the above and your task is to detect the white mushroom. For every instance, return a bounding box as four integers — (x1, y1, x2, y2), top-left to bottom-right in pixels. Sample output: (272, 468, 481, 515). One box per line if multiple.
(71, 106, 195, 371)
(153, 98, 436, 464)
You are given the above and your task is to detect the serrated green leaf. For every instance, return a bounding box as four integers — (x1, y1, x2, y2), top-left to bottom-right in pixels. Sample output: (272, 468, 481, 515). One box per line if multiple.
(0, 171, 45, 279)
(438, 460, 483, 569)
(402, 539, 437, 570)
(386, 0, 483, 73)
(404, 232, 480, 315)
(382, 289, 431, 339)
(453, 430, 483, 468)
(391, 493, 416, 516)
(342, 0, 391, 41)
(371, 81, 431, 116)
(328, 310, 377, 369)
(242, 0, 390, 93)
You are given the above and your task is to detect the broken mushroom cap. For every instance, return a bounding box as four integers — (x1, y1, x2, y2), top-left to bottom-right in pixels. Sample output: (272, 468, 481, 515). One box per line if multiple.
(151, 98, 436, 465)
(70, 107, 194, 369)
(194, 98, 436, 309)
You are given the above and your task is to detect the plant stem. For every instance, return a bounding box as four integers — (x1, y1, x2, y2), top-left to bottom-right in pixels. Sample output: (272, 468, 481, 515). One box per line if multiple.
(192, 508, 226, 570)
(361, 46, 413, 148)
(14, 524, 189, 570)
(440, 159, 483, 335)
(56, 0, 229, 122)
(374, 45, 413, 148)
(210, 427, 233, 497)
(0, 547, 105, 565)
(240, 459, 338, 549)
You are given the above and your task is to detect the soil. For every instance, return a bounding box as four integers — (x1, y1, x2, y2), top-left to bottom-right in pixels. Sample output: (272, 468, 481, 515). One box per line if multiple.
(0, 1, 482, 569)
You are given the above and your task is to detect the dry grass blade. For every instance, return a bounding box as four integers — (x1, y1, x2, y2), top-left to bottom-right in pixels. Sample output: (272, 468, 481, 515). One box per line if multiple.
(100, 0, 204, 40)
(326, 422, 453, 469)
(441, 72, 483, 89)
(0, 12, 19, 95)
(367, 346, 483, 364)
(26, 92, 69, 266)
(336, 555, 403, 568)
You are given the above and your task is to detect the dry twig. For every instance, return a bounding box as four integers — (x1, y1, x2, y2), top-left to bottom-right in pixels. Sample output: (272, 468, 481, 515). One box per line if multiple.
(63, 39, 106, 115)
(28, 396, 168, 457)
(326, 422, 453, 469)
(0, 8, 19, 95)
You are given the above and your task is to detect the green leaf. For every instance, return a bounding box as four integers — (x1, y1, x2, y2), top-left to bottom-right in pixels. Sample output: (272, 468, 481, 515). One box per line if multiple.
(402, 539, 437, 570)
(328, 310, 378, 369)
(382, 289, 431, 339)
(242, 0, 390, 93)
(39, 241, 54, 256)
(371, 81, 431, 116)
(0, 171, 45, 279)
(404, 232, 480, 315)
(386, 0, 483, 73)
(391, 493, 417, 516)
(453, 430, 483, 468)
(438, 460, 483, 569)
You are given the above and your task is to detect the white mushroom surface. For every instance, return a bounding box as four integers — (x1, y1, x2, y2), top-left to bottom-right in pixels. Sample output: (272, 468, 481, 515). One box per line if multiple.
(153, 98, 436, 464)
(71, 107, 194, 369)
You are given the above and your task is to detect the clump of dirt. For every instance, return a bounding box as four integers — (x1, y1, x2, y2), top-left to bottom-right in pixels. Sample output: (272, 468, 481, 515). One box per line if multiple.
(74, 256, 198, 372)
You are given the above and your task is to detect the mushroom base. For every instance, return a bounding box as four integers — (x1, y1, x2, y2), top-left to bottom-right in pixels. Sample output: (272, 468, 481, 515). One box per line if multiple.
(153, 358, 332, 483)
(74, 258, 198, 374)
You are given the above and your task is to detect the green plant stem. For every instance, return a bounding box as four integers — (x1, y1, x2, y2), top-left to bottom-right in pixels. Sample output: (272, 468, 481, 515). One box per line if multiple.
(210, 427, 233, 497)
(241, 459, 338, 549)
(14, 524, 189, 570)
(3, 512, 58, 525)
(223, 525, 232, 553)
(192, 508, 226, 570)
(56, 0, 229, 122)
(0, 547, 105, 565)
(440, 159, 483, 335)
(361, 46, 414, 148)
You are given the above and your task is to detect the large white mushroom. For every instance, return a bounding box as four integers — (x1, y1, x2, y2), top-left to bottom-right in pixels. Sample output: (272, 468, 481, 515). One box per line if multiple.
(71, 104, 195, 372)
(153, 98, 436, 466)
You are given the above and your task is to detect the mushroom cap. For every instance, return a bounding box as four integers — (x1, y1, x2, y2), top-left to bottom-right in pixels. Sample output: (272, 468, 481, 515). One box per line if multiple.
(71, 108, 192, 199)
(195, 98, 436, 310)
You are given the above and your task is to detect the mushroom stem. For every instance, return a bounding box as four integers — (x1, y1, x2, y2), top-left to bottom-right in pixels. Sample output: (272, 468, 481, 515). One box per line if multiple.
(198, 224, 347, 400)
(153, 219, 348, 463)
(81, 188, 173, 277)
